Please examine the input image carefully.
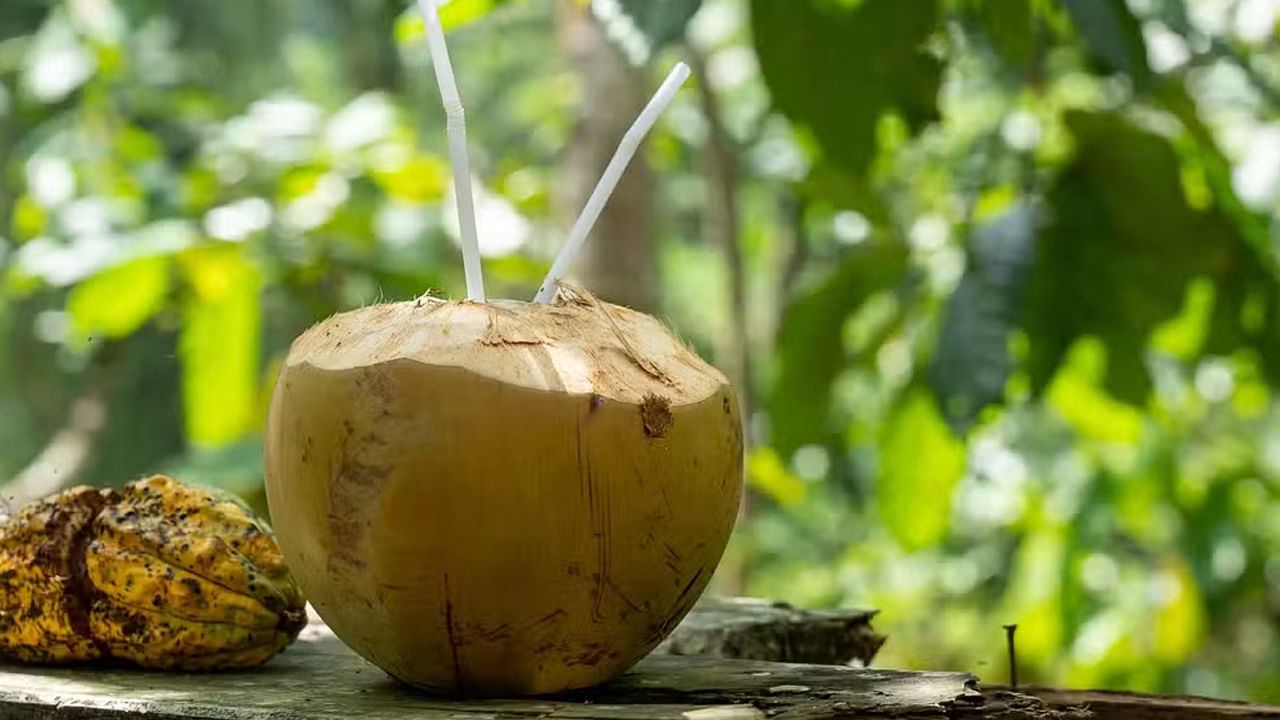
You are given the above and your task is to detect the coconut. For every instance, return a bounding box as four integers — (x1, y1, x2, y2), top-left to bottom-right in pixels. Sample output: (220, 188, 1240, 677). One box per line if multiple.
(263, 291, 743, 695)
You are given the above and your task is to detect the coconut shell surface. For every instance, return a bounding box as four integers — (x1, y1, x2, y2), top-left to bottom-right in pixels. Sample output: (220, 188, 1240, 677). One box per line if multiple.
(264, 294, 744, 696)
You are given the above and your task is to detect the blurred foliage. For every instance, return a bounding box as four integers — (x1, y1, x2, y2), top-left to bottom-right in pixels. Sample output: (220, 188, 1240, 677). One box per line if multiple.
(2, 0, 1280, 703)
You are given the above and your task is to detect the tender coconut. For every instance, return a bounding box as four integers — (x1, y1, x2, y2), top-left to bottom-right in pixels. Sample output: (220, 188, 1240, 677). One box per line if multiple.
(264, 291, 743, 695)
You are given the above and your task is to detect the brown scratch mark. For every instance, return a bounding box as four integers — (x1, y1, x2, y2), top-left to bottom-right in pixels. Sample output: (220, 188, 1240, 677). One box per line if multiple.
(645, 568, 706, 645)
(658, 485, 673, 515)
(569, 643, 610, 667)
(476, 622, 511, 642)
(443, 574, 463, 689)
(640, 394, 673, 438)
(723, 421, 745, 489)
(662, 542, 681, 563)
(605, 578, 643, 614)
(588, 452, 610, 623)
(521, 608, 568, 635)
(669, 569, 704, 619)
(576, 414, 588, 504)
(602, 459, 615, 621)
(665, 540, 686, 573)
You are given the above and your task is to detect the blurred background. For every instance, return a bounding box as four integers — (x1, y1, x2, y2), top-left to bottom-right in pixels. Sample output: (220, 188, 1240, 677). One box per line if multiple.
(2, 0, 1280, 702)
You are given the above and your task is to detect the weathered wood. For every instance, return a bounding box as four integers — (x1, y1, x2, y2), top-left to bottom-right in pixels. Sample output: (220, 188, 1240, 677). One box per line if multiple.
(0, 617, 1058, 720)
(989, 686, 1280, 720)
(656, 597, 885, 667)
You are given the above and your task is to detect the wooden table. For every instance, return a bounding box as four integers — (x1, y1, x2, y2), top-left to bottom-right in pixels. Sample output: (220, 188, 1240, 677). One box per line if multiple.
(0, 601, 1062, 720)
(5, 597, 1275, 720)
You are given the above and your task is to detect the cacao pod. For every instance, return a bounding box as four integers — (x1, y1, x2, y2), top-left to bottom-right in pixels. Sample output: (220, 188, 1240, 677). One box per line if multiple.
(0, 475, 306, 670)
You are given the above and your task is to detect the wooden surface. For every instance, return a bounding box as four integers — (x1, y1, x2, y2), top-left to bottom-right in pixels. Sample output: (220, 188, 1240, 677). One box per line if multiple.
(0, 608, 1060, 720)
(0, 628, 973, 720)
(990, 686, 1280, 720)
(655, 597, 885, 667)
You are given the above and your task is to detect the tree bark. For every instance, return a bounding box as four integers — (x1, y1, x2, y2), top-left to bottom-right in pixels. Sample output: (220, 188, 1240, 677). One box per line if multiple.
(553, 0, 657, 313)
(685, 44, 751, 423)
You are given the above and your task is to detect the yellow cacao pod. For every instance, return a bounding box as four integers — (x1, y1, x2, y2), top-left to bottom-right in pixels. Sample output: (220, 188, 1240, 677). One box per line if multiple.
(0, 475, 306, 670)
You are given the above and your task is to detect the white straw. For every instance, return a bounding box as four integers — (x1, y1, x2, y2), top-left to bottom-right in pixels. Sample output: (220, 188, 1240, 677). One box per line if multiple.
(533, 62, 692, 304)
(417, 0, 485, 302)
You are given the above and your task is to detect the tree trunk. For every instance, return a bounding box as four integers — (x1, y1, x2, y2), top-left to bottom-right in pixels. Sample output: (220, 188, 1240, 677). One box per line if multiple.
(553, 0, 657, 313)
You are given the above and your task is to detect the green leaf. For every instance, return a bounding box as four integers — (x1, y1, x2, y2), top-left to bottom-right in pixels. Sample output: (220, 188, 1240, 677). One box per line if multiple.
(607, 0, 704, 53)
(1057, 0, 1151, 86)
(751, 0, 943, 177)
(1023, 111, 1254, 402)
(1045, 337, 1144, 444)
(1152, 557, 1207, 662)
(971, 0, 1037, 70)
(67, 257, 171, 340)
(440, 0, 514, 29)
(1155, 83, 1280, 382)
(930, 203, 1036, 432)
(1157, 83, 1273, 259)
(178, 247, 262, 449)
(876, 385, 967, 551)
(747, 446, 807, 507)
(395, 0, 522, 39)
(768, 242, 908, 457)
(1144, 0, 1193, 35)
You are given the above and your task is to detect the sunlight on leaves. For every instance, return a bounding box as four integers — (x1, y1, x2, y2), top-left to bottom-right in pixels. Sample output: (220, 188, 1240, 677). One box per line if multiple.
(971, 0, 1035, 70)
(599, 0, 705, 63)
(1152, 557, 1206, 662)
(747, 446, 807, 507)
(12, 195, 46, 240)
(67, 256, 171, 341)
(1003, 527, 1066, 664)
(370, 154, 450, 203)
(1150, 278, 1214, 361)
(769, 243, 907, 456)
(178, 246, 261, 449)
(751, 0, 942, 177)
(1059, 0, 1151, 86)
(1046, 337, 1144, 444)
(395, 0, 522, 40)
(876, 386, 967, 551)
(1024, 111, 1260, 403)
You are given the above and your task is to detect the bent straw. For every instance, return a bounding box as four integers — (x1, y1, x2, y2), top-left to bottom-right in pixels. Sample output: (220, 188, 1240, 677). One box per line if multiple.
(416, 0, 485, 302)
(533, 62, 691, 304)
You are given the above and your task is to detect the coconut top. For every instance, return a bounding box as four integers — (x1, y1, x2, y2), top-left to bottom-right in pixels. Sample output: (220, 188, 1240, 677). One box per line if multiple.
(284, 293, 729, 406)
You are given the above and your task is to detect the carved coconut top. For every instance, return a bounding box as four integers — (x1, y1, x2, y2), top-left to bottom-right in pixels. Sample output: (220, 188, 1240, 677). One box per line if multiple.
(283, 293, 729, 406)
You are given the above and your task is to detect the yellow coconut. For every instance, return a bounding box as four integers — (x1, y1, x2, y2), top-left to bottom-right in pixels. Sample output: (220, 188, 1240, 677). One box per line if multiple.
(263, 291, 743, 696)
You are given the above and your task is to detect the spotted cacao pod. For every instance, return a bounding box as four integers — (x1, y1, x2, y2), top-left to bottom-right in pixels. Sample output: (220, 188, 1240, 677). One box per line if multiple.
(0, 475, 306, 670)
